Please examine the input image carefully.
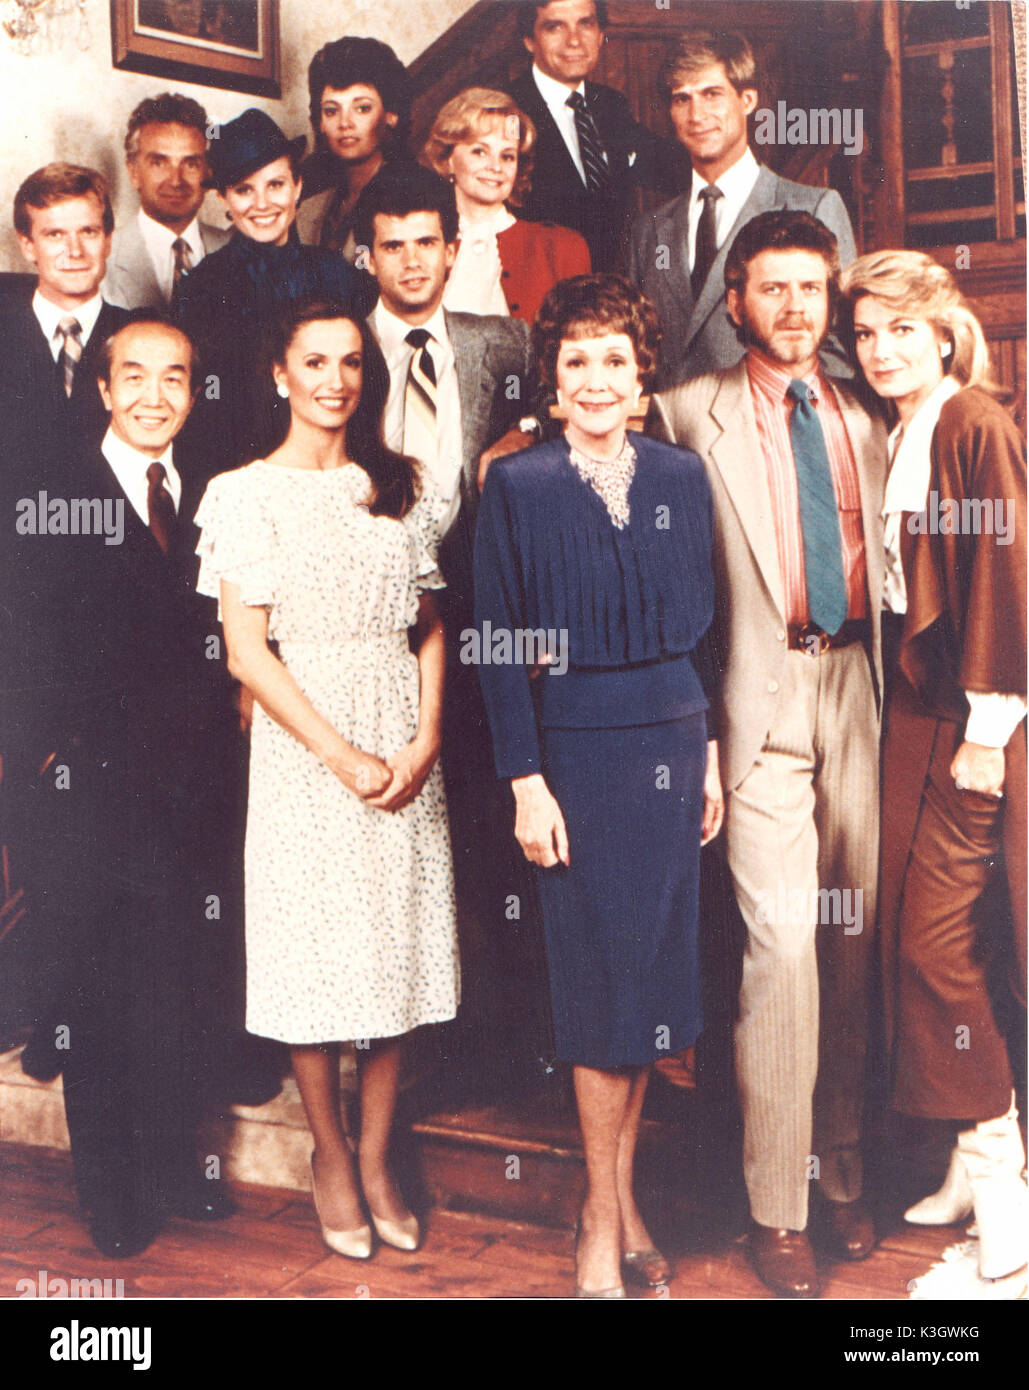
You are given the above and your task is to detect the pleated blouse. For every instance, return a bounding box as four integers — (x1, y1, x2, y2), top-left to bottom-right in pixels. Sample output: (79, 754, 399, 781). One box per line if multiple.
(474, 432, 715, 779)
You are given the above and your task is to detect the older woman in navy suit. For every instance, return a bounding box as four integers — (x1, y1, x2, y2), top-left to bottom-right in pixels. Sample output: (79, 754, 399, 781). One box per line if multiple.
(475, 275, 723, 1297)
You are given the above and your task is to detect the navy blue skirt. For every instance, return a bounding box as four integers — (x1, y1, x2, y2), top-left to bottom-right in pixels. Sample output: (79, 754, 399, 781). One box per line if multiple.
(534, 712, 706, 1068)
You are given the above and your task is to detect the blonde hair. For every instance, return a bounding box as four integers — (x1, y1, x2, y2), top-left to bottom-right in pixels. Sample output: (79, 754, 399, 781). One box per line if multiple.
(422, 87, 536, 207)
(840, 249, 1000, 395)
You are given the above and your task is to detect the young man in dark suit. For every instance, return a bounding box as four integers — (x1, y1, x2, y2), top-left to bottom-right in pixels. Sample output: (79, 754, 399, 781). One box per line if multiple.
(1, 166, 132, 1079)
(27, 318, 241, 1256)
(507, 0, 686, 271)
(2, 165, 130, 471)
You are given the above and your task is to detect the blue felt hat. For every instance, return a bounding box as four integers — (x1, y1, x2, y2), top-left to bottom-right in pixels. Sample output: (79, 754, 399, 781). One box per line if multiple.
(206, 108, 307, 190)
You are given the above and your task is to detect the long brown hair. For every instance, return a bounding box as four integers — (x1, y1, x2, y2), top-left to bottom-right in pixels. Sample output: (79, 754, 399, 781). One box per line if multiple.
(265, 297, 418, 518)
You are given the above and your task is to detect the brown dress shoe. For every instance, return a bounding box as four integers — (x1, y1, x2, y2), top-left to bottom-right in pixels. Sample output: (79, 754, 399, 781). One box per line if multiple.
(818, 1198, 877, 1261)
(749, 1222, 821, 1298)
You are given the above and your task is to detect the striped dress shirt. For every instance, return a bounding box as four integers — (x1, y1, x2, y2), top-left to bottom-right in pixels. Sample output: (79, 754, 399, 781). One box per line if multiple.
(747, 353, 867, 625)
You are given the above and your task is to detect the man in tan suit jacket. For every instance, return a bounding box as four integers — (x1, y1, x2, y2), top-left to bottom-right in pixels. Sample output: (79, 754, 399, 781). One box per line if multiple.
(650, 210, 886, 1298)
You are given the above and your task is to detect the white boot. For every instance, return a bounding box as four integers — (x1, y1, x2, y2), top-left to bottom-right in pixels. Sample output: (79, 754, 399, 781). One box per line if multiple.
(904, 1145, 974, 1225)
(956, 1097, 1029, 1281)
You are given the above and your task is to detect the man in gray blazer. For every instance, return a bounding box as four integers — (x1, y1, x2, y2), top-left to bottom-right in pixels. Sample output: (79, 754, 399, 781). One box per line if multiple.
(357, 166, 542, 1098)
(650, 211, 885, 1299)
(102, 93, 230, 310)
(629, 30, 856, 389)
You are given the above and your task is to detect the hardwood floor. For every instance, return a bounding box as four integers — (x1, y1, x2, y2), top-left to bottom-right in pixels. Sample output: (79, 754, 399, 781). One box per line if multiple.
(0, 1142, 971, 1301)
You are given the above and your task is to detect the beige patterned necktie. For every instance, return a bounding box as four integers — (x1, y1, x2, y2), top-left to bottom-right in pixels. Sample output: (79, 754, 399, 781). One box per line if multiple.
(403, 328, 439, 467)
(57, 315, 82, 399)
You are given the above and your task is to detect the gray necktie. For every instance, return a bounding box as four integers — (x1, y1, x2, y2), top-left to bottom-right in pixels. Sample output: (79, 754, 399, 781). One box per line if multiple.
(57, 315, 82, 399)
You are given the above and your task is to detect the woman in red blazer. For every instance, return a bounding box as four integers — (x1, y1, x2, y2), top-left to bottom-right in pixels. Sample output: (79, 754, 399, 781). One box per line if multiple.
(423, 87, 590, 325)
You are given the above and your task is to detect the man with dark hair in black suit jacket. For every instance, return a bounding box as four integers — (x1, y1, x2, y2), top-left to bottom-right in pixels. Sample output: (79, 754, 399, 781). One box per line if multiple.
(24, 317, 241, 1256)
(506, 0, 686, 270)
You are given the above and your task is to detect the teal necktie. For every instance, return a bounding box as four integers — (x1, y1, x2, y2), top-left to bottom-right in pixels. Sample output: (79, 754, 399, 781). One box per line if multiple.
(787, 378, 848, 635)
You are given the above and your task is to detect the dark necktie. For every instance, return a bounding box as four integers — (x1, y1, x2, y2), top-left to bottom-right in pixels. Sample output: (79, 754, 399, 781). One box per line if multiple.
(786, 379, 848, 635)
(57, 315, 82, 399)
(146, 461, 177, 555)
(691, 185, 723, 298)
(403, 328, 438, 464)
(172, 236, 193, 293)
(566, 90, 612, 191)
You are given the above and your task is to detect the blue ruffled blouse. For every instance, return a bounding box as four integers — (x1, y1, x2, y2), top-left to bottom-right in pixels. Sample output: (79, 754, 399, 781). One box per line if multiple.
(474, 432, 716, 779)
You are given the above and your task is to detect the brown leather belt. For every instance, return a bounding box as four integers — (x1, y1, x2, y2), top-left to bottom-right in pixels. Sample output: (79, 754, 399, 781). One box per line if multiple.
(787, 618, 870, 654)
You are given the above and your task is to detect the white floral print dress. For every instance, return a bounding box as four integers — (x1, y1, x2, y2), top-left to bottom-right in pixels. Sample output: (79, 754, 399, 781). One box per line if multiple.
(195, 460, 460, 1044)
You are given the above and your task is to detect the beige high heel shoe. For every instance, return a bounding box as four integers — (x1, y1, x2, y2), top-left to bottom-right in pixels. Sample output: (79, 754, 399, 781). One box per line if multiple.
(369, 1208, 421, 1252)
(310, 1151, 372, 1260)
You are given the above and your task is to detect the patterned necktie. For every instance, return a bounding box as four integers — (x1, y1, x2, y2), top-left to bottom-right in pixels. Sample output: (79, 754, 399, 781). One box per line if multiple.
(57, 315, 82, 399)
(146, 461, 177, 555)
(786, 379, 848, 635)
(566, 90, 612, 191)
(403, 328, 438, 466)
(172, 236, 193, 293)
(691, 184, 723, 298)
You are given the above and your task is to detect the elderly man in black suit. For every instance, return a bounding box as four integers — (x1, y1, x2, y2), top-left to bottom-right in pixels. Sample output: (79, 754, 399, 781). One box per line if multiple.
(25, 317, 242, 1256)
(506, 0, 686, 271)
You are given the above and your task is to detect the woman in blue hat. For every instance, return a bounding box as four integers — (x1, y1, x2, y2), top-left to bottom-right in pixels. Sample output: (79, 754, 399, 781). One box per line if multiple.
(174, 108, 376, 476)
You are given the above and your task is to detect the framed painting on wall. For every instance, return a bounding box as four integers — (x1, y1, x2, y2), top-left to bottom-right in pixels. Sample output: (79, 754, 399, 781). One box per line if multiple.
(110, 0, 280, 98)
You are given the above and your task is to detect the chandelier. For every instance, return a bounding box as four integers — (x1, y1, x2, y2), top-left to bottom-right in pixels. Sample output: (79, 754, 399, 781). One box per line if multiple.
(2, 0, 91, 55)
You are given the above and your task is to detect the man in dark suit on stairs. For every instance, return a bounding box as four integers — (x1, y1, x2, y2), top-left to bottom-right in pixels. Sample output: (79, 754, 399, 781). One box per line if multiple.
(507, 0, 686, 271)
(24, 317, 241, 1256)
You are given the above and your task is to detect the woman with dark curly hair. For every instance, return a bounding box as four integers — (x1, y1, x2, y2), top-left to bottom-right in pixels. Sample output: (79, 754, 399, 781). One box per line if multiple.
(474, 274, 723, 1296)
(297, 36, 415, 260)
(422, 87, 589, 324)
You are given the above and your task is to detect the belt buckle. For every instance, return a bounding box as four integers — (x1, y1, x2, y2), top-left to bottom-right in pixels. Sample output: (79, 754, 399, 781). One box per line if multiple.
(798, 622, 830, 656)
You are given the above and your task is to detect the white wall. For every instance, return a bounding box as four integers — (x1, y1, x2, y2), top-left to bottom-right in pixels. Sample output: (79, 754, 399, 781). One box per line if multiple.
(0, 0, 474, 270)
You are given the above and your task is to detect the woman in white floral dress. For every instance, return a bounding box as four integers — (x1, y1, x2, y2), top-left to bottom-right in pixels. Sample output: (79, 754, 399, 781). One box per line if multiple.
(195, 297, 459, 1258)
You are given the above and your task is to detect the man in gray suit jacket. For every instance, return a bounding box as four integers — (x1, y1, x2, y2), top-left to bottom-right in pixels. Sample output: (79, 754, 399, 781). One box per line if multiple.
(357, 166, 543, 1099)
(629, 30, 856, 389)
(650, 211, 885, 1299)
(102, 93, 230, 310)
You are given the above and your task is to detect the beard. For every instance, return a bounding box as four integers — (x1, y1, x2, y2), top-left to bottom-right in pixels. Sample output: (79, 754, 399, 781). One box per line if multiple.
(739, 314, 827, 368)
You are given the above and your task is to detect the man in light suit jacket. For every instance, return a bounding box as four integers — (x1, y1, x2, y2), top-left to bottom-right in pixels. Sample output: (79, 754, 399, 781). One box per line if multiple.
(102, 93, 230, 310)
(356, 165, 545, 1099)
(650, 211, 885, 1299)
(507, 0, 687, 271)
(630, 30, 856, 389)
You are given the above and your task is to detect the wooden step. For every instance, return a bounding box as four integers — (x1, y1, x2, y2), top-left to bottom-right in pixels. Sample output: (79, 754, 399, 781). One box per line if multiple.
(0, 1046, 721, 1233)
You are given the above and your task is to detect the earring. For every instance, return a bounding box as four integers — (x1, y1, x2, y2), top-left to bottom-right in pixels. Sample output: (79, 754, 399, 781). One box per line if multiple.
(941, 342, 952, 359)
(276, 384, 289, 399)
